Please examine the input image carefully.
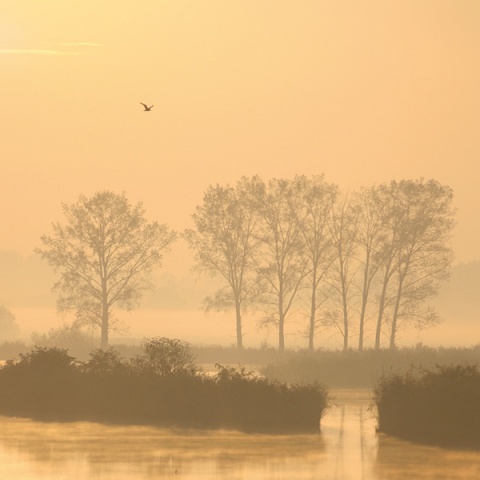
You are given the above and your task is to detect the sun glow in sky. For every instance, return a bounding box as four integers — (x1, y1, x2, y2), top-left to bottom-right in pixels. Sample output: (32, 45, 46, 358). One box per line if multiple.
(1, 0, 480, 267)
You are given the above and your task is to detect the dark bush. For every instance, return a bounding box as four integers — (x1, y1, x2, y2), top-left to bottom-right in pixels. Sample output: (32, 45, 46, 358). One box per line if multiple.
(374, 364, 480, 448)
(0, 346, 81, 418)
(0, 342, 329, 433)
(132, 337, 198, 376)
(81, 347, 129, 376)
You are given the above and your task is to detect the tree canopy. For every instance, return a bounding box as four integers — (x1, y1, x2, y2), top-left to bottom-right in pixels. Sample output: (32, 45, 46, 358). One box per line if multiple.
(36, 191, 176, 348)
(187, 176, 455, 351)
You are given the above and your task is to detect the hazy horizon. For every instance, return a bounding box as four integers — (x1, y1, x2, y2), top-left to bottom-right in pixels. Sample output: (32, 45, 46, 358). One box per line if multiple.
(1, 1, 479, 348)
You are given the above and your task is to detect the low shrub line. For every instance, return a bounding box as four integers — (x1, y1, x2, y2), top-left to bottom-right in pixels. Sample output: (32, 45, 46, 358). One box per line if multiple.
(0, 339, 329, 434)
(373, 364, 480, 448)
(261, 345, 480, 388)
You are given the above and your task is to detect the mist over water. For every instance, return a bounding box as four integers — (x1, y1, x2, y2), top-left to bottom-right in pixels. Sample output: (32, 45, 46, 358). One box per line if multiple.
(1, 3, 480, 478)
(0, 391, 479, 480)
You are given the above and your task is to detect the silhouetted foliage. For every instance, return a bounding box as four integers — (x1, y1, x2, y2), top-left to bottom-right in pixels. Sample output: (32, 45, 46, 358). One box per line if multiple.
(134, 337, 198, 376)
(0, 346, 80, 418)
(374, 364, 480, 448)
(36, 191, 176, 348)
(81, 347, 129, 375)
(188, 176, 454, 351)
(0, 340, 328, 433)
(184, 177, 262, 349)
(261, 344, 480, 388)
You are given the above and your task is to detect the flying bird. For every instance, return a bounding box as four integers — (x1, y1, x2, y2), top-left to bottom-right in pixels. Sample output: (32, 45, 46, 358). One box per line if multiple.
(140, 102, 154, 111)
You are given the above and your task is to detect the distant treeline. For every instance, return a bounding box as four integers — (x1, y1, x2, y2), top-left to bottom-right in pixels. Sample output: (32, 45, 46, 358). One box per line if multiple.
(20, 176, 455, 355)
(374, 365, 480, 448)
(1, 334, 480, 389)
(0, 338, 328, 434)
(260, 344, 480, 388)
(184, 176, 455, 352)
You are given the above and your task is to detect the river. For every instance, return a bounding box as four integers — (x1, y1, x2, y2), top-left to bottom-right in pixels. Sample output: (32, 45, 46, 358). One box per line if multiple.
(0, 390, 478, 480)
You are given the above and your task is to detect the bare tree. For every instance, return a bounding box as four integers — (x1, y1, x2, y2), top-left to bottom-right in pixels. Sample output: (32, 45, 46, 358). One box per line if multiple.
(254, 178, 310, 352)
(386, 179, 455, 348)
(184, 177, 262, 349)
(373, 208, 404, 348)
(293, 175, 337, 351)
(326, 195, 359, 350)
(352, 186, 391, 351)
(36, 191, 176, 348)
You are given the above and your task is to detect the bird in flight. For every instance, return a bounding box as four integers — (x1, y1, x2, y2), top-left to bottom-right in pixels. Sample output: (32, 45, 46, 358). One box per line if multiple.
(140, 102, 154, 111)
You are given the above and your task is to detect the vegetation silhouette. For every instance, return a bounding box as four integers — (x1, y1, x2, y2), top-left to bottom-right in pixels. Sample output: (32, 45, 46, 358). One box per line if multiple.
(186, 176, 455, 352)
(374, 364, 480, 448)
(1, 339, 480, 389)
(0, 338, 328, 434)
(36, 191, 176, 348)
(260, 344, 480, 388)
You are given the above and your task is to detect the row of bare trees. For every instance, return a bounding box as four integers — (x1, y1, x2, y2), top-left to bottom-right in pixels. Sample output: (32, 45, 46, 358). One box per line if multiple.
(184, 176, 455, 351)
(35, 176, 454, 351)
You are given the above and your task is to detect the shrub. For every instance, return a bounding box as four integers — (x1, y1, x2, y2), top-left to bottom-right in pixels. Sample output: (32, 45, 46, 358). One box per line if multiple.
(0, 346, 80, 418)
(0, 342, 329, 433)
(81, 347, 128, 376)
(374, 364, 480, 448)
(134, 337, 198, 376)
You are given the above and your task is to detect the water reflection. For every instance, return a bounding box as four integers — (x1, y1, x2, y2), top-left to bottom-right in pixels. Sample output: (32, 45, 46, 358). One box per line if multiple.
(0, 417, 326, 480)
(0, 390, 479, 479)
(375, 433, 480, 479)
(321, 389, 378, 480)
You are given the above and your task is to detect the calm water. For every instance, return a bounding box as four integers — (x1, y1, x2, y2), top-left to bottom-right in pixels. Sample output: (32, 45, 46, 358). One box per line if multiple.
(0, 390, 479, 480)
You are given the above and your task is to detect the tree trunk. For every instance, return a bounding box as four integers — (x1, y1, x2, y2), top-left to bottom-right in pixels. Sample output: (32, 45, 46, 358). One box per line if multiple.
(101, 300, 109, 349)
(374, 293, 385, 350)
(358, 254, 372, 351)
(278, 312, 285, 352)
(308, 287, 316, 352)
(340, 272, 349, 351)
(342, 299, 349, 351)
(278, 291, 285, 353)
(375, 266, 393, 350)
(278, 279, 285, 352)
(390, 270, 406, 349)
(235, 300, 243, 349)
(358, 304, 366, 351)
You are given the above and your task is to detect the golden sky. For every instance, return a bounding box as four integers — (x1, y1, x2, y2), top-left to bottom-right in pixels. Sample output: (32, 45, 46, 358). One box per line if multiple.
(1, 1, 479, 264)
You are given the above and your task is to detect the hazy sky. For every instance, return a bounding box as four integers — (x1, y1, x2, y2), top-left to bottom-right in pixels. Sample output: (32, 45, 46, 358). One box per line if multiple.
(2, 1, 479, 265)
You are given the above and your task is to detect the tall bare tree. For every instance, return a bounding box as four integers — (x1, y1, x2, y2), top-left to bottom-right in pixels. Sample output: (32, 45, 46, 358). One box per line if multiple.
(372, 184, 405, 349)
(326, 195, 359, 350)
(352, 186, 390, 351)
(254, 178, 310, 352)
(184, 177, 262, 349)
(386, 179, 455, 348)
(293, 175, 337, 351)
(36, 191, 176, 348)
